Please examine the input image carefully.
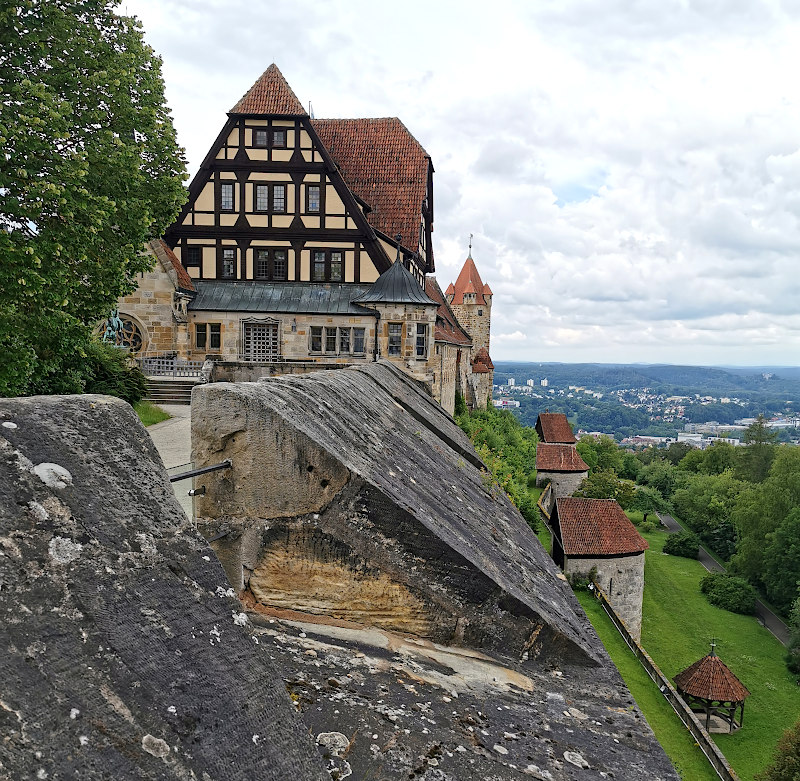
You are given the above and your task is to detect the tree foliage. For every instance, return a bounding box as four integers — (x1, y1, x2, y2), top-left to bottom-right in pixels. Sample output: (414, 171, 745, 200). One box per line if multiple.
(628, 485, 668, 522)
(700, 572, 757, 615)
(737, 415, 779, 482)
(663, 530, 700, 559)
(574, 469, 635, 509)
(0, 0, 187, 395)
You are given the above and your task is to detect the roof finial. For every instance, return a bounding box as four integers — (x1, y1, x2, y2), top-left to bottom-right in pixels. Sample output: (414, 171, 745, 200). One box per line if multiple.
(468, 233, 473, 258)
(710, 638, 717, 657)
(395, 234, 402, 264)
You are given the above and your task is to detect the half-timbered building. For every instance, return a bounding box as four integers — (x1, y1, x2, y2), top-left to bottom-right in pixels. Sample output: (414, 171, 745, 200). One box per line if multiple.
(116, 64, 492, 412)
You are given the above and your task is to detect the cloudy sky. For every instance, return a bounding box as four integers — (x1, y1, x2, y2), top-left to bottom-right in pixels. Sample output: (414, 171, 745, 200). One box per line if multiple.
(123, 0, 800, 367)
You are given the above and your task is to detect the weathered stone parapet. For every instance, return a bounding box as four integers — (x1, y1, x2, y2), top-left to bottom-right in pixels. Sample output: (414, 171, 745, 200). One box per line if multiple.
(0, 394, 327, 780)
(192, 361, 600, 666)
(536, 468, 588, 497)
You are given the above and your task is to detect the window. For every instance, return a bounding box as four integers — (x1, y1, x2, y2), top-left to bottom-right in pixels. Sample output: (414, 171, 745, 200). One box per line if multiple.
(310, 326, 323, 353)
(221, 248, 236, 279)
(416, 323, 428, 358)
(272, 128, 287, 148)
(196, 323, 221, 351)
(307, 185, 321, 213)
(478, 308, 483, 316)
(220, 182, 234, 211)
(184, 246, 201, 267)
(353, 328, 365, 354)
(242, 321, 279, 361)
(253, 128, 268, 148)
(254, 183, 286, 214)
(311, 249, 345, 282)
(254, 248, 288, 281)
(310, 326, 367, 355)
(388, 323, 402, 356)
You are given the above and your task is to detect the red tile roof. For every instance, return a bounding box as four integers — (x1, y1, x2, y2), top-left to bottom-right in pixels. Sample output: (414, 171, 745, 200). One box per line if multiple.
(150, 239, 194, 292)
(230, 64, 307, 116)
(556, 498, 648, 557)
(536, 413, 577, 444)
(536, 444, 589, 473)
(483, 283, 493, 296)
(472, 346, 494, 371)
(450, 255, 488, 305)
(425, 278, 472, 346)
(674, 655, 750, 703)
(312, 117, 430, 255)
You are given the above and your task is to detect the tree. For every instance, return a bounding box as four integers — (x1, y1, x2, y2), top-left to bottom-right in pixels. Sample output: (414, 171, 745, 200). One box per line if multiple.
(638, 460, 679, 499)
(628, 486, 668, 523)
(761, 509, 800, 613)
(756, 719, 800, 781)
(664, 441, 694, 465)
(574, 470, 635, 509)
(738, 415, 778, 482)
(0, 0, 187, 395)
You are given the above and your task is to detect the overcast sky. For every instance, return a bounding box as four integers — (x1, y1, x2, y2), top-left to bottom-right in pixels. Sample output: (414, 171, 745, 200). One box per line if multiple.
(122, 0, 800, 367)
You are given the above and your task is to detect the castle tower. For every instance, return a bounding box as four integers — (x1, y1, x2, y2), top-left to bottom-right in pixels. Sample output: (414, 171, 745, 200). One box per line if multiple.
(446, 244, 494, 406)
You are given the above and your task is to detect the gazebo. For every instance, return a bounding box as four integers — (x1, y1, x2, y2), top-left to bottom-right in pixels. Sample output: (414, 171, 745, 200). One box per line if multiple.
(674, 645, 751, 733)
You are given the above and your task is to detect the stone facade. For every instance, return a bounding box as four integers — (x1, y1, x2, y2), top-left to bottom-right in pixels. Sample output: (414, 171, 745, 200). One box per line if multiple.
(564, 552, 646, 641)
(536, 468, 589, 497)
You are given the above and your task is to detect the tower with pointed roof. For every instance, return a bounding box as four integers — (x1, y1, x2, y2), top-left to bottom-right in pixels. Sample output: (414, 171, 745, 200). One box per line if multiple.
(445, 246, 494, 407)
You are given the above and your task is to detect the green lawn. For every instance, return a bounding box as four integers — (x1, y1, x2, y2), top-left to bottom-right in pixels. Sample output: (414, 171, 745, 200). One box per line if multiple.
(575, 590, 719, 781)
(133, 400, 170, 427)
(638, 529, 798, 781)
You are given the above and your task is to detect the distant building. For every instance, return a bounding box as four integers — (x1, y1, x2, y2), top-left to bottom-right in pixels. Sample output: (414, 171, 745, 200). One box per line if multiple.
(527, 379, 535, 387)
(541, 378, 549, 387)
(508, 378, 515, 386)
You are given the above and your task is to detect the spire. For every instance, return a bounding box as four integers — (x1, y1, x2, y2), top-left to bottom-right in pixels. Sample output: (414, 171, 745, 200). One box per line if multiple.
(468, 232, 473, 258)
(450, 253, 488, 306)
(229, 64, 308, 116)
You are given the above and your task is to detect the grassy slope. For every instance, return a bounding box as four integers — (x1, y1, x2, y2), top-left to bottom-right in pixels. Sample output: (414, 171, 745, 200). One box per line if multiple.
(639, 529, 798, 781)
(575, 590, 719, 781)
(133, 400, 170, 427)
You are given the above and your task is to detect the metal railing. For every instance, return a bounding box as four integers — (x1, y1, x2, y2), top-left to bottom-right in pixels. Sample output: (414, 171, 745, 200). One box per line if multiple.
(139, 355, 205, 377)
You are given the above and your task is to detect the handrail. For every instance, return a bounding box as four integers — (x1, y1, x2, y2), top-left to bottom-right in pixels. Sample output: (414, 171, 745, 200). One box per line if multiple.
(168, 460, 232, 483)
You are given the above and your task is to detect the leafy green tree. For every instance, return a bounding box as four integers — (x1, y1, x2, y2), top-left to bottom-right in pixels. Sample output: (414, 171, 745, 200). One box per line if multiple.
(619, 451, 642, 481)
(638, 460, 679, 499)
(0, 0, 187, 396)
(628, 485, 668, 523)
(701, 441, 738, 475)
(737, 415, 779, 482)
(755, 719, 800, 781)
(664, 441, 694, 465)
(574, 469, 635, 509)
(787, 597, 800, 675)
(761, 509, 800, 613)
(677, 447, 706, 473)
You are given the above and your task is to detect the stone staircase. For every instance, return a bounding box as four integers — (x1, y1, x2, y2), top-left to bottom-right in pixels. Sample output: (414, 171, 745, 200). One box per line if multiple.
(145, 378, 201, 406)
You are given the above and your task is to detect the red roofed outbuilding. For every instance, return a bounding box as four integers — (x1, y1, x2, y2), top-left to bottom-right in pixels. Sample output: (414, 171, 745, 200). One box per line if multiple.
(535, 443, 589, 497)
(535, 413, 577, 444)
(553, 497, 649, 640)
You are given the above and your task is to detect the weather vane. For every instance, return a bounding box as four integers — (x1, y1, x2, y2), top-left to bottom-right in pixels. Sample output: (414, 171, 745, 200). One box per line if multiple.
(468, 233, 473, 254)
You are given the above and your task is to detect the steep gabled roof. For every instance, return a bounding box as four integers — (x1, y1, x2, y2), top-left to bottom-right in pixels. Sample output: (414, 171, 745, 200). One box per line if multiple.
(536, 412, 577, 444)
(536, 443, 588, 473)
(312, 118, 430, 255)
(352, 258, 436, 306)
(556, 498, 649, 557)
(674, 655, 750, 703)
(450, 254, 488, 305)
(425, 278, 472, 346)
(230, 64, 307, 116)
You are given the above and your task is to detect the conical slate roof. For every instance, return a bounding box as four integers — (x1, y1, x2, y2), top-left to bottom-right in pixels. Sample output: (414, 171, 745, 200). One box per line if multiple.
(353, 259, 437, 305)
(674, 654, 750, 702)
(230, 64, 307, 115)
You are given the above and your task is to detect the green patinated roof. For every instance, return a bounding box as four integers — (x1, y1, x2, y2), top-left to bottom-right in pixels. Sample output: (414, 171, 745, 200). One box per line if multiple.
(189, 281, 377, 315)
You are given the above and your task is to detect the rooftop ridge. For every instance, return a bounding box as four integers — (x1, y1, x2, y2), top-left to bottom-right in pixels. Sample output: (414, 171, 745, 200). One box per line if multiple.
(230, 63, 307, 116)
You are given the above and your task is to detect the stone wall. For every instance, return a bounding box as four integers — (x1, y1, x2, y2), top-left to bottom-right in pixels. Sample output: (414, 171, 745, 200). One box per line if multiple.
(0, 394, 328, 779)
(431, 342, 459, 416)
(565, 552, 646, 640)
(536, 469, 588, 497)
(450, 298, 492, 354)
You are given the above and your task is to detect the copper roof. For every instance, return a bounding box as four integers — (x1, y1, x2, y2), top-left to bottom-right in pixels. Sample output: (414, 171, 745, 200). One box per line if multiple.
(230, 64, 307, 116)
(312, 117, 430, 254)
(150, 239, 194, 292)
(536, 413, 577, 444)
(674, 655, 750, 703)
(425, 278, 472, 346)
(450, 255, 488, 305)
(536, 444, 589, 473)
(556, 498, 649, 557)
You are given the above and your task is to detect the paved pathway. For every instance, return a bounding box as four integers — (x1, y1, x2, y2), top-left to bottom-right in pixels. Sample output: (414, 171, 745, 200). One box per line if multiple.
(656, 512, 791, 646)
(146, 405, 193, 517)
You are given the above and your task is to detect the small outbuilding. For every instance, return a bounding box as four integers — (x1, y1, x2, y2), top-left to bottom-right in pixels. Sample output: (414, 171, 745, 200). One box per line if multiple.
(535, 443, 589, 496)
(553, 497, 649, 640)
(674, 648, 751, 733)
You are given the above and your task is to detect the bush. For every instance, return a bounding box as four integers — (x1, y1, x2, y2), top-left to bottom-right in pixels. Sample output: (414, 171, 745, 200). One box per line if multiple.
(640, 520, 657, 533)
(700, 572, 757, 615)
(663, 530, 700, 559)
(82, 341, 148, 404)
(517, 492, 540, 532)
